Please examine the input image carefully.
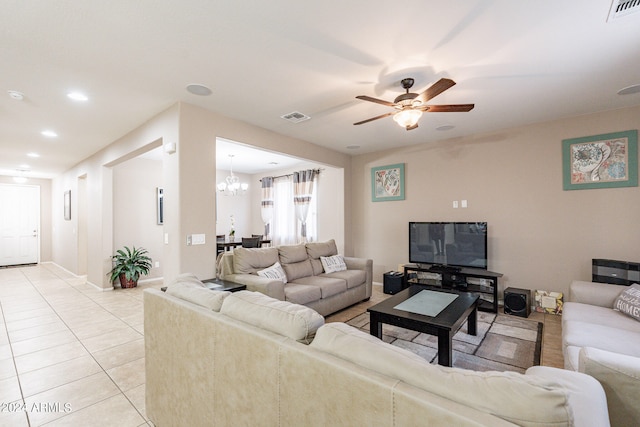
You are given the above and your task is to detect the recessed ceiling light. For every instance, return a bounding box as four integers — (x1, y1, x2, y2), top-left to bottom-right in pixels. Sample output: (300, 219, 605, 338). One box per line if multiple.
(8, 90, 24, 100)
(268, 162, 279, 165)
(346, 145, 360, 150)
(618, 84, 640, 95)
(186, 84, 212, 96)
(67, 91, 89, 101)
(27, 152, 40, 158)
(41, 130, 58, 138)
(436, 124, 455, 131)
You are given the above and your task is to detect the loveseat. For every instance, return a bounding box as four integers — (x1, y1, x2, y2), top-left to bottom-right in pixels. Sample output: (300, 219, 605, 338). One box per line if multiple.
(216, 239, 372, 316)
(563, 280, 640, 426)
(145, 279, 610, 427)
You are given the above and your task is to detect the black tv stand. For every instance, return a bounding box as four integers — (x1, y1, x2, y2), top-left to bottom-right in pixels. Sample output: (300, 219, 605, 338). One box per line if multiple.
(427, 264, 461, 273)
(403, 264, 502, 313)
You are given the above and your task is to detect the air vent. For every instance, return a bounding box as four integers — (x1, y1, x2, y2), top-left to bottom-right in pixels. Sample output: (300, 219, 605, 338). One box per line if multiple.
(607, 0, 640, 22)
(280, 111, 311, 123)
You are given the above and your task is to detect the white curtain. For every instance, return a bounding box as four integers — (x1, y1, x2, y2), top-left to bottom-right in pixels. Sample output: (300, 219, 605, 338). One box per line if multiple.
(260, 176, 274, 238)
(293, 169, 317, 243)
(272, 177, 297, 246)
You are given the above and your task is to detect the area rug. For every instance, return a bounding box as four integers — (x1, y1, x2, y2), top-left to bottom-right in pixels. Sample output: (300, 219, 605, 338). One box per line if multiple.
(343, 311, 542, 373)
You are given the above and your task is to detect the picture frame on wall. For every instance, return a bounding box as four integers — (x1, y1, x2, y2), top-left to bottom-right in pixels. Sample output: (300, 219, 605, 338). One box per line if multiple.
(562, 129, 638, 190)
(64, 190, 71, 220)
(371, 163, 405, 202)
(156, 187, 164, 225)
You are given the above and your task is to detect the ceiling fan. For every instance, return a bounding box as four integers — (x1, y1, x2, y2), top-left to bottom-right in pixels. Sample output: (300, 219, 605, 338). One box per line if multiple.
(354, 78, 474, 131)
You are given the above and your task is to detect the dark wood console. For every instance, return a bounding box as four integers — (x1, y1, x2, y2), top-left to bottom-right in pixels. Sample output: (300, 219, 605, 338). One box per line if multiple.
(402, 264, 502, 313)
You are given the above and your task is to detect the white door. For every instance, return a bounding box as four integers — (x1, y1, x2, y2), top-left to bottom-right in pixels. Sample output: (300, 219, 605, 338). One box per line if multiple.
(0, 184, 40, 266)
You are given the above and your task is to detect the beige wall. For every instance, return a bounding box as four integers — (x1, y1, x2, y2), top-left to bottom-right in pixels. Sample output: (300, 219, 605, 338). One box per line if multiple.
(0, 177, 52, 263)
(351, 105, 640, 298)
(113, 157, 164, 279)
(51, 102, 351, 288)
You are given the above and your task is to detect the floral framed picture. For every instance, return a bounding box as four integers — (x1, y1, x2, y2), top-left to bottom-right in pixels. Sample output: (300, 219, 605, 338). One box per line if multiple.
(562, 130, 638, 190)
(371, 163, 405, 202)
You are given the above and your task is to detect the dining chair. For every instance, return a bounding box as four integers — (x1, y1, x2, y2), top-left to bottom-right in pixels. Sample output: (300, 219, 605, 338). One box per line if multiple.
(241, 237, 261, 248)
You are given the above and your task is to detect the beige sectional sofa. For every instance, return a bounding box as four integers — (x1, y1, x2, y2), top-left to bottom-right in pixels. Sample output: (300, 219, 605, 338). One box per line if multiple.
(216, 239, 372, 316)
(145, 280, 610, 427)
(563, 280, 640, 427)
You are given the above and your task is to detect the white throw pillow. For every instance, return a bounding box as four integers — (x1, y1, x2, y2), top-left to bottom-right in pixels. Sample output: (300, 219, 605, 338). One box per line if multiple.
(257, 261, 288, 283)
(613, 283, 640, 322)
(320, 255, 347, 273)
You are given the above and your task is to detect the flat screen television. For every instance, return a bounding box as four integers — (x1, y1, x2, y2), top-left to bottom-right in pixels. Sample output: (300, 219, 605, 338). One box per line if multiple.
(409, 222, 488, 270)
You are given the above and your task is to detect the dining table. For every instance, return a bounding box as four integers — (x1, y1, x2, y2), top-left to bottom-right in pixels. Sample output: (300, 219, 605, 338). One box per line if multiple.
(217, 239, 271, 252)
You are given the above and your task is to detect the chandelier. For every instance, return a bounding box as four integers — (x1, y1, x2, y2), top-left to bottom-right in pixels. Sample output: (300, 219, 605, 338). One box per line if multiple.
(217, 154, 248, 196)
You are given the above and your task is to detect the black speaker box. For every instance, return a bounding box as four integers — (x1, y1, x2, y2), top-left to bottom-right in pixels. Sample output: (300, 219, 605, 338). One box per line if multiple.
(383, 272, 404, 294)
(592, 258, 640, 286)
(504, 287, 531, 318)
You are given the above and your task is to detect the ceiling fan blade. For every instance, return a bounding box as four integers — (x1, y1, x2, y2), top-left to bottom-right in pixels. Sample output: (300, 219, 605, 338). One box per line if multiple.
(416, 78, 456, 104)
(353, 111, 395, 125)
(421, 104, 475, 112)
(355, 95, 396, 107)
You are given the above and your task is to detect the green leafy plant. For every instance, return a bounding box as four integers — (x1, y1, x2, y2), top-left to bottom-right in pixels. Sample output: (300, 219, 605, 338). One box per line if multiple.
(108, 246, 152, 287)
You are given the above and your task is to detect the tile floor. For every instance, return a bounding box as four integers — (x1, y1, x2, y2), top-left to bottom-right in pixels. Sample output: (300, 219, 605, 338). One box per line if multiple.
(0, 263, 163, 427)
(1, 264, 564, 426)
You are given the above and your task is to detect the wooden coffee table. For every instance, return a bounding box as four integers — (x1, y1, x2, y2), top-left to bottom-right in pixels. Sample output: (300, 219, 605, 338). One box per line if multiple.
(367, 285, 479, 367)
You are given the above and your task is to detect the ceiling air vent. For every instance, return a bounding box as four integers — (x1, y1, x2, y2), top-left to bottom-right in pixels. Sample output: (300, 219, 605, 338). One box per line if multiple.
(280, 111, 311, 123)
(607, 0, 640, 22)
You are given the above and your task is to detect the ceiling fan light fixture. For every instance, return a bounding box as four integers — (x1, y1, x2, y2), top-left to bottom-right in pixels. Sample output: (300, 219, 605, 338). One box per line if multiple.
(393, 109, 422, 128)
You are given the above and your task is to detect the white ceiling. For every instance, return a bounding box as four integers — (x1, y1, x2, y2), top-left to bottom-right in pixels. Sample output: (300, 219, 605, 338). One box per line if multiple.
(2, 1, 640, 179)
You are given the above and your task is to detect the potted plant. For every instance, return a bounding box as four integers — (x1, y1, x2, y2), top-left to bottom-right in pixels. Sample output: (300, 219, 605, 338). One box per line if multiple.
(229, 214, 236, 242)
(108, 246, 152, 288)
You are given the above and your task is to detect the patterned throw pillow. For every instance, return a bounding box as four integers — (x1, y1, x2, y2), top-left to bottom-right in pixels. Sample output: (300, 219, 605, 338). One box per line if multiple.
(613, 283, 640, 321)
(320, 255, 347, 274)
(257, 261, 288, 283)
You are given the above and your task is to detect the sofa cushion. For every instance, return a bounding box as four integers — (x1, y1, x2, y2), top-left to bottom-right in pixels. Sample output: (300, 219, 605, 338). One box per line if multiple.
(165, 282, 231, 312)
(283, 283, 322, 305)
(220, 290, 324, 343)
(320, 255, 347, 273)
(233, 247, 279, 274)
(579, 346, 640, 427)
(306, 240, 338, 275)
(563, 301, 640, 333)
(563, 320, 640, 357)
(322, 269, 366, 289)
(165, 272, 205, 287)
(311, 322, 575, 427)
(613, 283, 640, 322)
(291, 275, 347, 298)
(278, 244, 314, 281)
(257, 261, 288, 284)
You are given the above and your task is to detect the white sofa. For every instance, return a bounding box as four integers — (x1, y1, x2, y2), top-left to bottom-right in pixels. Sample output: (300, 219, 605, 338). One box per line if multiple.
(145, 280, 610, 427)
(563, 280, 640, 427)
(217, 239, 372, 316)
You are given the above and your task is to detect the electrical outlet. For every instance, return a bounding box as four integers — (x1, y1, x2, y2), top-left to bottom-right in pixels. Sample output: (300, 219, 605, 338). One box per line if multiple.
(453, 201, 459, 208)
(461, 200, 468, 208)
(154, 261, 160, 268)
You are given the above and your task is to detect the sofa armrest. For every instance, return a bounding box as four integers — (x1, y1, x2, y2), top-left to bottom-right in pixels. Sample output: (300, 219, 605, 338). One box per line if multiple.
(525, 365, 610, 427)
(344, 257, 373, 297)
(579, 346, 640, 427)
(225, 274, 285, 301)
(568, 280, 626, 307)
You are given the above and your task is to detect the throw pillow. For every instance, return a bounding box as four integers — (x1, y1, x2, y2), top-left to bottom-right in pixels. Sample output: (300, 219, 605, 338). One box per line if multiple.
(320, 255, 347, 274)
(257, 261, 288, 283)
(613, 283, 640, 321)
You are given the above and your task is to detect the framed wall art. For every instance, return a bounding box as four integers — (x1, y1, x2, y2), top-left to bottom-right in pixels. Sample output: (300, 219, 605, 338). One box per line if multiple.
(64, 190, 71, 220)
(562, 129, 638, 190)
(371, 163, 405, 202)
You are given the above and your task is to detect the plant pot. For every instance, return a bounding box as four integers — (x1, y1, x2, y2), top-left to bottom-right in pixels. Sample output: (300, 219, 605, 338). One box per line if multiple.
(229, 235, 235, 242)
(119, 274, 138, 289)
